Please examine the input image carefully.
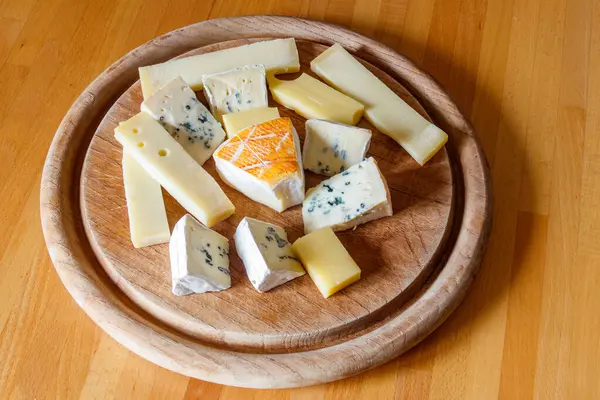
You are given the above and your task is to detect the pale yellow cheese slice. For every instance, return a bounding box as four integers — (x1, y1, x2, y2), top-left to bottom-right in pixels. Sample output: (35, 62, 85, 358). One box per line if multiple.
(222, 107, 280, 138)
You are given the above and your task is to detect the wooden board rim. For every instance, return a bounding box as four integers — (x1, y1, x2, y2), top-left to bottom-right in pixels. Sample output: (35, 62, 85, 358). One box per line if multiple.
(40, 16, 492, 388)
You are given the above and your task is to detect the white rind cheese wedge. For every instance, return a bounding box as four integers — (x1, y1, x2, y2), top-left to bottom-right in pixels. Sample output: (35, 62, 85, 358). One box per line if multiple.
(170, 214, 231, 295)
(114, 112, 235, 227)
(139, 38, 300, 98)
(202, 65, 268, 122)
(291, 227, 361, 298)
(302, 157, 392, 233)
(222, 107, 280, 138)
(122, 152, 170, 248)
(303, 119, 371, 176)
(311, 43, 448, 165)
(141, 77, 226, 165)
(267, 73, 364, 125)
(234, 217, 305, 292)
(213, 117, 304, 212)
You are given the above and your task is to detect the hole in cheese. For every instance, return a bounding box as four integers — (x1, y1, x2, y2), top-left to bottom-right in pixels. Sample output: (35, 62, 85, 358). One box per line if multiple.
(137, 142, 144, 148)
(158, 149, 168, 157)
(132, 128, 139, 134)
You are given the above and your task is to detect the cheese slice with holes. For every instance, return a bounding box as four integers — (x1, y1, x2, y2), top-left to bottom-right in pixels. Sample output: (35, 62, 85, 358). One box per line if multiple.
(114, 112, 235, 227)
(222, 107, 280, 138)
(213, 117, 304, 212)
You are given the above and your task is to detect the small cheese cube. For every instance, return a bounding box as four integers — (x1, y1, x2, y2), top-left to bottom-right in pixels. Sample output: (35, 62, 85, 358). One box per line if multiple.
(291, 228, 361, 298)
(222, 107, 280, 138)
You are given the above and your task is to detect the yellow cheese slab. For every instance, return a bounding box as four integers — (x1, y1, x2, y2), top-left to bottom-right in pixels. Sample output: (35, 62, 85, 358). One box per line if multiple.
(291, 228, 361, 298)
(267, 73, 364, 125)
(311, 43, 448, 165)
(222, 107, 280, 138)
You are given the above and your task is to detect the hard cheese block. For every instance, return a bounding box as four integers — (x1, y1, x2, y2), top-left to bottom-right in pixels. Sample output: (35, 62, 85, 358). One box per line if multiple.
(311, 43, 448, 165)
(141, 77, 226, 165)
(222, 107, 280, 138)
(114, 112, 235, 227)
(122, 152, 170, 248)
(213, 117, 304, 212)
(303, 119, 371, 176)
(303, 157, 392, 233)
(140, 38, 300, 98)
(170, 214, 230, 295)
(234, 217, 305, 292)
(202, 65, 268, 122)
(267, 73, 364, 125)
(291, 227, 361, 298)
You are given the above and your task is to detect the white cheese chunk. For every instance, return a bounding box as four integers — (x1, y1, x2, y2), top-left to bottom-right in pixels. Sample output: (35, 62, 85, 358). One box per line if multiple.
(170, 214, 230, 295)
(302, 157, 392, 233)
(141, 77, 226, 165)
(202, 65, 268, 122)
(234, 217, 305, 292)
(303, 119, 371, 176)
(139, 38, 300, 98)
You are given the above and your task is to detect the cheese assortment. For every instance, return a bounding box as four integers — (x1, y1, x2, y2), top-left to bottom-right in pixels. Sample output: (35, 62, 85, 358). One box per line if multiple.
(170, 214, 231, 295)
(302, 157, 392, 233)
(311, 43, 447, 165)
(139, 38, 300, 98)
(291, 227, 361, 298)
(222, 107, 280, 138)
(202, 65, 269, 122)
(213, 117, 304, 212)
(234, 217, 305, 292)
(141, 77, 226, 165)
(303, 119, 371, 176)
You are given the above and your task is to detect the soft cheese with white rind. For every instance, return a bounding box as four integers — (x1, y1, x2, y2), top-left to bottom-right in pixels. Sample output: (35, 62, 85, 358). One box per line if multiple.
(139, 38, 300, 98)
(170, 214, 231, 295)
(202, 65, 268, 122)
(114, 112, 235, 227)
(310, 43, 448, 165)
(222, 107, 280, 138)
(141, 77, 226, 165)
(303, 119, 372, 176)
(234, 217, 305, 292)
(302, 157, 392, 233)
(122, 152, 170, 248)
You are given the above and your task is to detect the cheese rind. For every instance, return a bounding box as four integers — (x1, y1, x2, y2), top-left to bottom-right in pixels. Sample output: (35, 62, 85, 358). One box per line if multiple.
(213, 117, 304, 212)
(141, 77, 226, 165)
(310, 43, 448, 165)
(114, 112, 235, 227)
(139, 38, 300, 98)
(170, 214, 230, 295)
(302, 157, 392, 233)
(202, 65, 268, 122)
(267, 73, 364, 125)
(291, 228, 361, 298)
(122, 152, 170, 248)
(234, 217, 305, 292)
(303, 119, 371, 176)
(222, 107, 280, 138)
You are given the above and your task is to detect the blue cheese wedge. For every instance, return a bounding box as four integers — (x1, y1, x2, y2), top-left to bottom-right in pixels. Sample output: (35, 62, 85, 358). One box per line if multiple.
(202, 65, 268, 122)
(303, 119, 371, 176)
(302, 157, 392, 233)
(234, 217, 305, 292)
(169, 214, 231, 295)
(141, 77, 226, 165)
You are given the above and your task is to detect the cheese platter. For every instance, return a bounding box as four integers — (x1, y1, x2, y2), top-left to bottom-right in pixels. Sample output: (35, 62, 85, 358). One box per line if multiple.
(40, 16, 491, 388)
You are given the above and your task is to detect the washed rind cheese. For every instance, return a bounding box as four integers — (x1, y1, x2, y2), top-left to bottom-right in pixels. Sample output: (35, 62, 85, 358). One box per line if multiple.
(202, 65, 269, 122)
(291, 227, 361, 298)
(114, 112, 235, 227)
(303, 119, 372, 176)
(267, 73, 364, 125)
(141, 77, 226, 165)
(302, 157, 392, 233)
(213, 117, 305, 212)
(170, 214, 231, 295)
(311, 43, 448, 165)
(222, 107, 280, 138)
(234, 217, 305, 292)
(139, 38, 300, 98)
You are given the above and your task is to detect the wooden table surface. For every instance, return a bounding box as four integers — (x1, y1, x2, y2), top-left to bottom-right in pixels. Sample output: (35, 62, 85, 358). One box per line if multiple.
(1, 0, 598, 398)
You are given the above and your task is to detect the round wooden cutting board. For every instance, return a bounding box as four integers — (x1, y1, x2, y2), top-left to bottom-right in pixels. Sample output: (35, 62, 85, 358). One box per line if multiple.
(40, 16, 492, 388)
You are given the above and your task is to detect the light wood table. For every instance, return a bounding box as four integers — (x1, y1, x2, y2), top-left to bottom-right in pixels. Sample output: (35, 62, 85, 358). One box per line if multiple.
(1, 0, 597, 398)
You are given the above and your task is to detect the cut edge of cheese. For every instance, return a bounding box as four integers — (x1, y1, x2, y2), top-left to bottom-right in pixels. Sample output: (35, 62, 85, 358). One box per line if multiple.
(222, 107, 280, 138)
